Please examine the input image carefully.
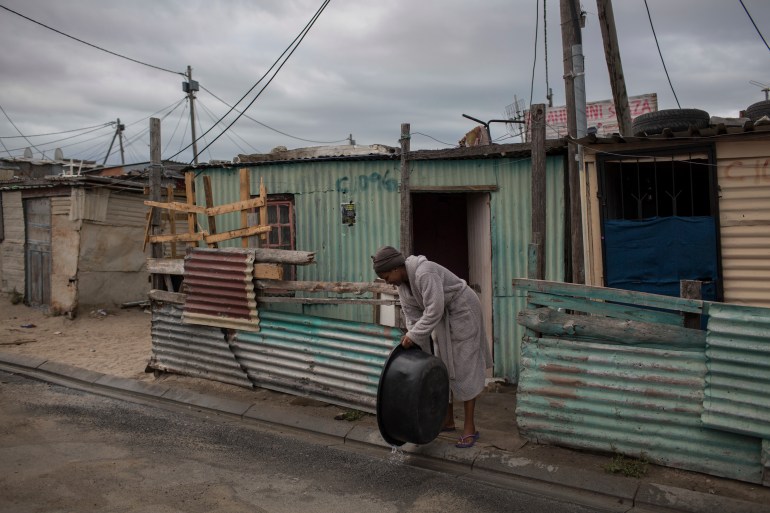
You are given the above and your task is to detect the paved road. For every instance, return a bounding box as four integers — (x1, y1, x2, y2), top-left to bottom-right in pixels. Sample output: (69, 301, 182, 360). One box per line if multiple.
(0, 371, 604, 513)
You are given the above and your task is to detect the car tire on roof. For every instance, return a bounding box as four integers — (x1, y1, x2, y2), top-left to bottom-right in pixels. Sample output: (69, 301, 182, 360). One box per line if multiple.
(745, 100, 770, 122)
(631, 108, 710, 136)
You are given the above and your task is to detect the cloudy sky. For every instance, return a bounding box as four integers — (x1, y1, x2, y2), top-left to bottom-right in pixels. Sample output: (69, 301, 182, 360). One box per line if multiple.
(0, 0, 768, 165)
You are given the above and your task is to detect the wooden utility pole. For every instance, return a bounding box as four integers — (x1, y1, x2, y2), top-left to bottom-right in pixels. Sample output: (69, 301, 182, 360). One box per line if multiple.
(530, 104, 547, 280)
(597, 0, 632, 136)
(149, 118, 163, 289)
(185, 65, 200, 164)
(117, 118, 125, 165)
(399, 123, 412, 257)
(560, 0, 586, 284)
(102, 118, 125, 166)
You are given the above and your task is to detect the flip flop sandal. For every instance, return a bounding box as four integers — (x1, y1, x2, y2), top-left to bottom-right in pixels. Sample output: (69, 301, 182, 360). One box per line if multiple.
(455, 431, 480, 448)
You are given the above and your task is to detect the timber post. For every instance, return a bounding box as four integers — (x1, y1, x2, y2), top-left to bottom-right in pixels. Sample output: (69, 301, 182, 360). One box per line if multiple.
(399, 123, 412, 257)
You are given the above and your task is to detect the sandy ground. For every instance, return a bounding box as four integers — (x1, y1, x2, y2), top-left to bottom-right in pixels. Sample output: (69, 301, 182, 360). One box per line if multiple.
(0, 300, 153, 380)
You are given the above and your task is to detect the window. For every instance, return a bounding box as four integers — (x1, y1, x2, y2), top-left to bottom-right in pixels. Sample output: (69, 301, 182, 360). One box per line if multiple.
(252, 194, 295, 280)
(599, 149, 715, 220)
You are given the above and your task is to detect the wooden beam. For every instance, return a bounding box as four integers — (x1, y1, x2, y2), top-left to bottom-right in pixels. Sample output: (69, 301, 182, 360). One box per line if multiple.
(257, 297, 400, 306)
(166, 186, 177, 258)
(259, 177, 268, 242)
(255, 279, 397, 295)
(185, 172, 197, 248)
(253, 263, 283, 280)
(203, 175, 217, 248)
(517, 307, 705, 349)
(399, 123, 412, 256)
(530, 103, 547, 281)
(204, 196, 267, 216)
(204, 225, 270, 245)
(240, 168, 250, 248)
(147, 258, 184, 275)
(143, 200, 206, 214)
(148, 289, 185, 304)
(149, 232, 206, 243)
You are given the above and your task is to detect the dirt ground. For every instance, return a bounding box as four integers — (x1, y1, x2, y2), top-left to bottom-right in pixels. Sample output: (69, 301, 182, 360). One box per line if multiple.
(3, 294, 770, 504)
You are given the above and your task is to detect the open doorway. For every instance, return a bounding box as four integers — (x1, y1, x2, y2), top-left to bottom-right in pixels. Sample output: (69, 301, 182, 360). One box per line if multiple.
(412, 192, 493, 361)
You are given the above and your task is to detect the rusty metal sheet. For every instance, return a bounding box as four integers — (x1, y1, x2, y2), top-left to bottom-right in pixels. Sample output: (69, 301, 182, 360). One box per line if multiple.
(232, 309, 401, 413)
(149, 302, 253, 388)
(703, 302, 770, 439)
(517, 335, 762, 484)
(182, 248, 259, 331)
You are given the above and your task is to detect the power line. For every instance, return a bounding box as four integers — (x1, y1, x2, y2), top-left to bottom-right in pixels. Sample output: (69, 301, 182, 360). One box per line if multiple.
(197, 98, 260, 154)
(528, 0, 540, 108)
(411, 132, 454, 147)
(739, 0, 770, 52)
(0, 123, 115, 155)
(0, 4, 185, 76)
(200, 84, 347, 145)
(178, 0, 332, 162)
(0, 102, 50, 159)
(0, 121, 114, 139)
(643, 0, 681, 108)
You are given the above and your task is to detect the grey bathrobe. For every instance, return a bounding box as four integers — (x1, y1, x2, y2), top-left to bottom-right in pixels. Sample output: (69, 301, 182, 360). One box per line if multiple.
(399, 255, 493, 402)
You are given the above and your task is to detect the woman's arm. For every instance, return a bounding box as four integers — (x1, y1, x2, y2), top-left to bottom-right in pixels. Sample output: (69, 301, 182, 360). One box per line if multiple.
(404, 272, 444, 347)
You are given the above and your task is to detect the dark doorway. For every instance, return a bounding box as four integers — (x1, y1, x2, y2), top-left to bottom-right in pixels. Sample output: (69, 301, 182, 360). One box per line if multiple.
(412, 193, 469, 281)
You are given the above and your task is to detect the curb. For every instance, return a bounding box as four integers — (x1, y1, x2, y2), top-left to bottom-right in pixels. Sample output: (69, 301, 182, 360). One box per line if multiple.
(0, 352, 765, 513)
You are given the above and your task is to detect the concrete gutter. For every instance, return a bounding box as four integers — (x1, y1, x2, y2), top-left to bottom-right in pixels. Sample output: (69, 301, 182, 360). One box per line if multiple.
(0, 352, 767, 513)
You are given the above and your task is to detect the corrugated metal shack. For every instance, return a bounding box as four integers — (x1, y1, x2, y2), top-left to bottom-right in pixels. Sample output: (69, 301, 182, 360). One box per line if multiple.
(187, 141, 569, 382)
(514, 278, 770, 485)
(0, 174, 151, 315)
(579, 123, 770, 308)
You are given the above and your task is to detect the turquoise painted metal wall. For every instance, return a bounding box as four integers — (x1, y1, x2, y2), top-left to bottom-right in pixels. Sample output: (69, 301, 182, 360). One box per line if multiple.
(409, 156, 566, 381)
(195, 154, 565, 381)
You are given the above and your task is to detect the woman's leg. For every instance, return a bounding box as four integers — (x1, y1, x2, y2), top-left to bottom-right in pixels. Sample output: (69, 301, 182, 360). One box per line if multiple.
(462, 397, 477, 437)
(443, 401, 455, 429)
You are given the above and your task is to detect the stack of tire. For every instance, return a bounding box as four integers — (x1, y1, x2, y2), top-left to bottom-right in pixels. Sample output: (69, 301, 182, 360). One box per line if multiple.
(744, 100, 770, 122)
(631, 108, 710, 137)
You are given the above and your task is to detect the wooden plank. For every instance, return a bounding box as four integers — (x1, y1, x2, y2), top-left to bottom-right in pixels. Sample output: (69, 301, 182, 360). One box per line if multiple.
(166, 186, 177, 258)
(517, 307, 705, 349)
(142, 206, 153, 252)
(257, 297, 400, 306)
(204, 225, 270, 245)
(240, 168, 250, 248)
(253, 264, 283, 280)
(203, 176, 217, 248)
(148, 289, 185, 304)
(512, 278, 705, 314)
(259, 177, 268, 242)
(147, 258, 184, 275)
(527, 291, 684, 326)
(185, 172, 197, 248)
(191, 247, 315, 265)
(204, 196, 266, 216)
(149, 232, 206, 243)
(255, 279, 397, 295)
(143, 200, 206, 214)
(530, 103, 546, 281)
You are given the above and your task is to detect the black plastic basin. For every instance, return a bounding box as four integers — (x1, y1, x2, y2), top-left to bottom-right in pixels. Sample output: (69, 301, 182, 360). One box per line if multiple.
(376, 344, 449, 446)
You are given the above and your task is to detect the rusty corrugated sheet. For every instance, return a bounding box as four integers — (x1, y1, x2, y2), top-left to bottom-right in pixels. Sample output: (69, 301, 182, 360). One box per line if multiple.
(516, 335, 762, 483)
(232, 309, 401, 413)
(149, 302, 253, 388)
(149, 302, 402, 412)
(703, 301, 770, 439)
(182, 248, 259, 331)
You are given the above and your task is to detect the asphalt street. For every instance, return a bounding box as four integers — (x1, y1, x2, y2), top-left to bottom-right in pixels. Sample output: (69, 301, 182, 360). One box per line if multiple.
(0, 371, 604, 513)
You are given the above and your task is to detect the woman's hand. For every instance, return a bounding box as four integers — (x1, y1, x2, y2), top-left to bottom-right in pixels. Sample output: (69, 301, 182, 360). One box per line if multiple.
(400, 334, 414, 348)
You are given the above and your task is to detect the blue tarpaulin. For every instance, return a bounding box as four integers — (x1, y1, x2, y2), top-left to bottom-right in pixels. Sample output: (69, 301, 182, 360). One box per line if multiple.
(604, 216, 718, 300)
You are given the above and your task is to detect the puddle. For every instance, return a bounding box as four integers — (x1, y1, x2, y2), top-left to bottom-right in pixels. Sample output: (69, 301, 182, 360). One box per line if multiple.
(388, 445, 407, 465)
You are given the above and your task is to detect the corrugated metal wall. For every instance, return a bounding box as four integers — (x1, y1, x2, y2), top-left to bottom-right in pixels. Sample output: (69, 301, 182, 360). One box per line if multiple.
(233, 310, 402, 413)
(716, 141, 770, 308)
(0, 191, 25, 294)
(195, 154, 566, 381)
(149, 302, 401, 412)
(517, 335, 762, 483)
(703, 301, 770, 439)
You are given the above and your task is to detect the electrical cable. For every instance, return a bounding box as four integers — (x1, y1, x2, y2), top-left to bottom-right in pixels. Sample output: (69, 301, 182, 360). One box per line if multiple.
(739, 0, 770, 52)
(199, 84, 347, 145)
(0, 121, 114, 139)
(411, 132, 454, 147)
(194, 100, 213, 163)
(0, 4, 185, 76)
(529, 0, 539, 109)
(643, 0, 681, 108)
(196, 98, 257, 154)
(162, 101, 188, 156)
(0, 102, 50, 159)
(176, 0, 332, 162)
(0, 123, 115, 155)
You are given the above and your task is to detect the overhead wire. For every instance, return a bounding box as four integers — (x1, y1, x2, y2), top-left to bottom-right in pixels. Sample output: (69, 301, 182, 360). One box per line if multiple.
(411, 132, 454, 147)
(739, 0, 770, 52)
(196, 98, 258, 154)
(643, 0, 681, 108)
(0, 121, 114, 139)
(0, 102, 50, 159)
(0, 4, 185, 76)
(177, 0, 332, 163)
(529, 0, 540, 109)
(200, 84, 347, 145)
(0, 123, 115, 155)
